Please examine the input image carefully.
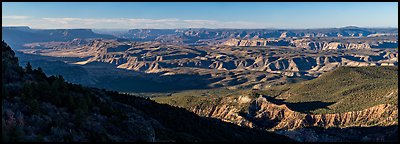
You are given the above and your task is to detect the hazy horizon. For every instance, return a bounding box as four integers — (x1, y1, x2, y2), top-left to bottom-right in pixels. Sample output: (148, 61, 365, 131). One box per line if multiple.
(2, 25, 398, 30)
(2, 2, 398, 29)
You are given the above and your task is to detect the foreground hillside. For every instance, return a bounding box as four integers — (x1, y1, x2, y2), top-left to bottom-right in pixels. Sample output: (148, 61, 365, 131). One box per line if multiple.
(2, 41, 292, 142)
(155, 66, 398, 142)
(259, 66, 398, 114)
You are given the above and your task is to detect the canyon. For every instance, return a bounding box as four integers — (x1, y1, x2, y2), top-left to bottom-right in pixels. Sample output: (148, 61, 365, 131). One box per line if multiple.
(2, 26, 398, 142)
(17, 38, 398, 92)
(155, 66, 398, 142)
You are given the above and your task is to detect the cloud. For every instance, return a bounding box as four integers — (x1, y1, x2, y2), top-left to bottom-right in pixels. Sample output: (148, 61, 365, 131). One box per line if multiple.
(2, 15, 29, 19)
(3, 17, 270, 29)
(32, 17, 268, 29)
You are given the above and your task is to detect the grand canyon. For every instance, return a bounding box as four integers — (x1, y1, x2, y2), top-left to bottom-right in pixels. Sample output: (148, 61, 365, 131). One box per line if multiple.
(2, 2, 398, 142)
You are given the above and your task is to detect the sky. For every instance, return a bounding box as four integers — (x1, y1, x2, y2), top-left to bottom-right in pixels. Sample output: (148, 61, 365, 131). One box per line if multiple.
(2, 2, 398, 29)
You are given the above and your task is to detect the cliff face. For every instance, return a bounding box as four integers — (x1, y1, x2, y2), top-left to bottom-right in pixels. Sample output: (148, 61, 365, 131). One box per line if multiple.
(176, 93, 398, 142)
(223, 39, 293, 47)
(122, 27, 398, 39)
(224, 38, 398, 50)
(3, 26, 397, 48)
(54, 39, 397, 76)
(20, 38, 398, 93)
(292, 41, 371, 50)
(252, 96, 397, 130)
(154, 65, 398, 141)
(186, 95, 397, 131)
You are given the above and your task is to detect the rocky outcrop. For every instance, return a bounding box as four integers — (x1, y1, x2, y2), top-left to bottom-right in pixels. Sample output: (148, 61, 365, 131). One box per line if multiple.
(249, 96, 397, 130)
(185, 95, 398, 131)
(224, 39, 292, 47)
(116, 27, 398, 45)
(224, 38, 397, 50)
(290, 40, 374, 50)
(154, 66, 398, 141)
(19, 38, 398, 92)
(75, 40, 397, 75)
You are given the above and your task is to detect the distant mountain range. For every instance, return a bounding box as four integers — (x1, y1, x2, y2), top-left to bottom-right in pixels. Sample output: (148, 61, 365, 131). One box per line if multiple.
(3, 26, 398, 48)
(2, 26, 116, 49)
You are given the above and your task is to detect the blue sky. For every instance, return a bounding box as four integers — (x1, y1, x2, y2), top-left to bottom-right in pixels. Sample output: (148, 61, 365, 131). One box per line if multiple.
(2, 2, 398, 29)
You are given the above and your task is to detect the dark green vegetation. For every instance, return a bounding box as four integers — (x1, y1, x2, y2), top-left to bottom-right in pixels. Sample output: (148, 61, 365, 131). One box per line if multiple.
(154, 88, 256, 118)
(259, 66, 398, 114)
(153, 65, 398, 142)
(154, 88, 243, 108)
(155, 66, 398, 115)
(2, 41, 293, 142)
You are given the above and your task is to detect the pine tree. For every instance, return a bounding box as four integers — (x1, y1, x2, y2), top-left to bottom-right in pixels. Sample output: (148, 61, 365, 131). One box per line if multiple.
(37, 67, 43, 73)
(25, 62, 32, 73)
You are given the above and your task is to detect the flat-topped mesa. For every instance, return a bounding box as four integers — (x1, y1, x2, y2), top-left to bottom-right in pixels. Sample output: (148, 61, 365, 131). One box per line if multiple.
(3, 26, 398, 48)
(47, 29, 95, 36)
(2, 26, 32, 31)
(224, 38, 398, 50)
(224, 38, 293, 47)
(2, 27, 117, 49)
(22, 38, 398, 78)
